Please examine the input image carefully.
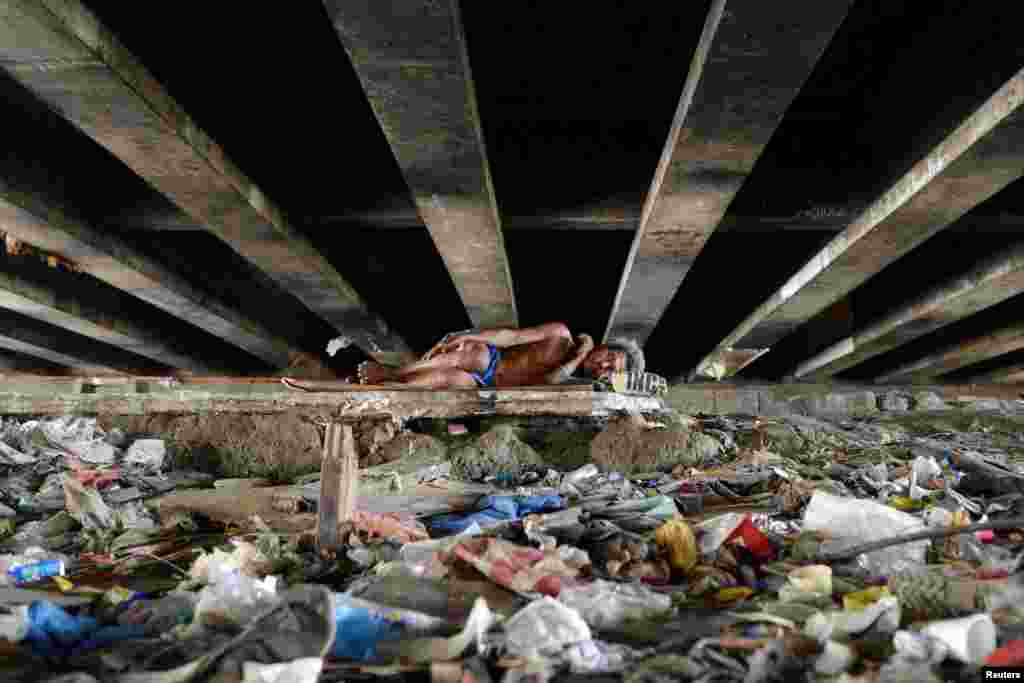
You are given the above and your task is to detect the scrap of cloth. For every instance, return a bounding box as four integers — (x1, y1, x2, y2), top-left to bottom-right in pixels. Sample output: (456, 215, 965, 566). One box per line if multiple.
(451, 536, 585, 597)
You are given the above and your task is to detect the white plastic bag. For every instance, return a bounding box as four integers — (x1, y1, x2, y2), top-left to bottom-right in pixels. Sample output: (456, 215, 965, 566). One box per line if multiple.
(802, 491, 926, 575)
(504, 597, 591, 657)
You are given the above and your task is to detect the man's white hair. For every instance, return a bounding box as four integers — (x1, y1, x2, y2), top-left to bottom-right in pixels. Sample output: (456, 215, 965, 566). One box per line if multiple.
(605, 336, 645, 373)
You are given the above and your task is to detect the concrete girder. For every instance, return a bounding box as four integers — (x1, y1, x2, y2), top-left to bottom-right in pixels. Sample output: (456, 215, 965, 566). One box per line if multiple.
(965, 364, 1024, 385)
(793, 241, 1024, 380)
(0, 263, 224, 372)
(324, 0, 517, 329)
(0, 309, 161, 373)
(0, 185, 293, 369)
(874, 319, 1024, 383)
(690, 67, 1024, 382)
(0, 0, 409, 359)
(603, 0, 854, 346)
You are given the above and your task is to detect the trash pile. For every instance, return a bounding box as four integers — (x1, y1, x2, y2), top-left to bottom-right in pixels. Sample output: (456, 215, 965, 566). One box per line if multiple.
(2, 401, 1024, 682)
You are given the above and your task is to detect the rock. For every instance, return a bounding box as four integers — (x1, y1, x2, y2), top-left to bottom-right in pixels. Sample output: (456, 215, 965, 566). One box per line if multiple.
(448, 425, 543, 481)
(911, 391, 948, 411)
(878, 392, 910, 412)
(590, 416, 717, 473)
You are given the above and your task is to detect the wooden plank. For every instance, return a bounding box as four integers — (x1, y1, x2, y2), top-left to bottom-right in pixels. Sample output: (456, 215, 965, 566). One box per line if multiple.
(324, 0, 518, 329)
(317, 423, 347, 553)
(603, 0, 853, 345)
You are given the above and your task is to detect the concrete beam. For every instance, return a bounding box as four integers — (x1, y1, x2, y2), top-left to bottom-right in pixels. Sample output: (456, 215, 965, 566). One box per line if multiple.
(324, 0, 517, 329)
(0, 309, 159, 374)
(603, 0, 853, 344)
(0, 262, 222, 372)
(793, 242, 1024, 379)
(0, 348, 66, 374)
(970, 366, 1024, 387)
(691, 67, 1024, 382)
(875, 319, 1024, 383)
(0, 187, 294, 369)
(0, 0, 409, 358)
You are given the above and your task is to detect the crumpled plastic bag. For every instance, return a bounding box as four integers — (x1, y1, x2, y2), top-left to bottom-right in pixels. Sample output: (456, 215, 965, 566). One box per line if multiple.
(504, 597, 591, 656)
(558, 580, 672, 629)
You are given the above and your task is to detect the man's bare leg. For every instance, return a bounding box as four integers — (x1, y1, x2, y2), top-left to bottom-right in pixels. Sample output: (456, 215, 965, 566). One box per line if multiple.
(359, 345, 480, 384)
(374, 367, 477, 389)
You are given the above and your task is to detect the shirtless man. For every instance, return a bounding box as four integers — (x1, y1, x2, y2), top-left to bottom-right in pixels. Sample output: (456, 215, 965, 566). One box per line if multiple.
(357, 322, 645, 389)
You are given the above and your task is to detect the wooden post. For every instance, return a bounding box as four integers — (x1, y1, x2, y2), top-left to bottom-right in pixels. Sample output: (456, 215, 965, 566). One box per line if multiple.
(317, 422, 358, 554)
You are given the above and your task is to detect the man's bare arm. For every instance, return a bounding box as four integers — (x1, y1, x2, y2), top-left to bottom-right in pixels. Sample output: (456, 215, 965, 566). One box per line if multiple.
(453, 322, 570, 349)
(544, 335, 593, 384)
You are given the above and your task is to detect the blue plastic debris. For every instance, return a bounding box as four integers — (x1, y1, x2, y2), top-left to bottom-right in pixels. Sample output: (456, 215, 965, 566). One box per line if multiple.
(428, 495, 565, 534)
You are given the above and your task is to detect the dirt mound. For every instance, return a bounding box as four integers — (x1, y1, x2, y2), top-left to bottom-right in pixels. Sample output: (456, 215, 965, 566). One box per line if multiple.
(371, 432, 447, 467)
(101, 413, 325, 481)
(590, 416, 718, 473)
(449, 425, 544, 481)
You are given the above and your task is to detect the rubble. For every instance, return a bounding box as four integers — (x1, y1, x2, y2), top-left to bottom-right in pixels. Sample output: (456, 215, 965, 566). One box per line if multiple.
(0, 401, 1023, 682)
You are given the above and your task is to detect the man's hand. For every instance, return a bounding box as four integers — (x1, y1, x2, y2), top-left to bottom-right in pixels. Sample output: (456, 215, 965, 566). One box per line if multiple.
(576, 334, 594, 354)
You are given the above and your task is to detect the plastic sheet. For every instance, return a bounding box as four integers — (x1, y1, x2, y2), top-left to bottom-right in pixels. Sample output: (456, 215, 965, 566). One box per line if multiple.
(802, 491, 927, 575)
(429, 495, 565, 534)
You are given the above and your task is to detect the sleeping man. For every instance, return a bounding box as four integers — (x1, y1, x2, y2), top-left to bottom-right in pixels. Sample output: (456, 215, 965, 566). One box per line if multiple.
(357, 322, 644, 389)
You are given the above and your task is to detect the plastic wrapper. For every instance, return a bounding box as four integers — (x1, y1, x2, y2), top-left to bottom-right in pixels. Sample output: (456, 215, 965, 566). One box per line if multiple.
(802, 491, 927, 575)
(503, 597, 591, 656)
(557, 580, 672, 629)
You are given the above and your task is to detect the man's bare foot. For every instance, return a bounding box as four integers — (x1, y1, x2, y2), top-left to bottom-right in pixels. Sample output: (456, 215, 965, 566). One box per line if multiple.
(357, 360, 399, 384)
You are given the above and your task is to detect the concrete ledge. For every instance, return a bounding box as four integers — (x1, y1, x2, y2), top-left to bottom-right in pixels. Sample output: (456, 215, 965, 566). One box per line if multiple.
(665, 382, 1023, 416)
